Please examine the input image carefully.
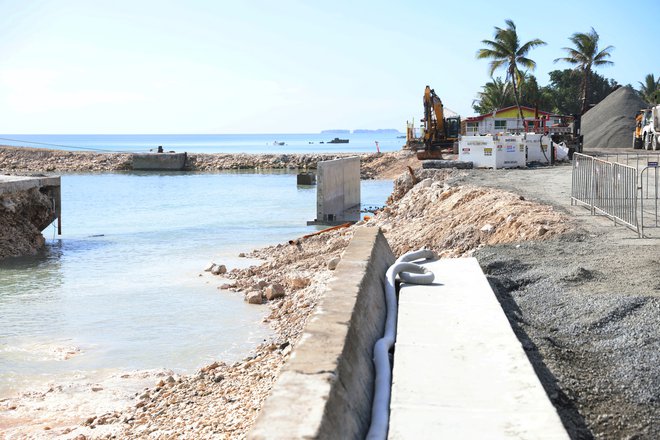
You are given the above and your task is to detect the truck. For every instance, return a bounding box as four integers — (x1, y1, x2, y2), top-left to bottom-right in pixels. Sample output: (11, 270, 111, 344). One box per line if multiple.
(634, 105, 660, 150)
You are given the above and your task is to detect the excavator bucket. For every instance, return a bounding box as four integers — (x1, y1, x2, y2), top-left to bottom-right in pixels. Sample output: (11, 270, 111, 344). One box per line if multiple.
(416, 149, 443, 160)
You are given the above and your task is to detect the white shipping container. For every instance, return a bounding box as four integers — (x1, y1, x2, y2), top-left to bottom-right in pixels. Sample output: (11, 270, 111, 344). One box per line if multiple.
(458, 135, 526, 169)
(495, 135, 526, 168)
(458, 136, 496, 168)
(525, 133, 553, 164)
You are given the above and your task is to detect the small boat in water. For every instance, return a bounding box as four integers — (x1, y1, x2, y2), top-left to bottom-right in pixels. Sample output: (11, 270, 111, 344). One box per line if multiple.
(328, 137, 349, 144)
(132, 152, 187, 171)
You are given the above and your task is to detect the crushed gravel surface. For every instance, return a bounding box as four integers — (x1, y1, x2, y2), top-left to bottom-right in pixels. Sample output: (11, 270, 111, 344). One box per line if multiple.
(582, 86, 648, 150)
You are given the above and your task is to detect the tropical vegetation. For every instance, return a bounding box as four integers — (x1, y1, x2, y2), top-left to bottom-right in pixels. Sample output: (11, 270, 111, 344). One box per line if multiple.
(554, 27, 614, 114)
(474, 23, 620, 117)
(476, 19, 546, 123)
(638, 74, 659, 105)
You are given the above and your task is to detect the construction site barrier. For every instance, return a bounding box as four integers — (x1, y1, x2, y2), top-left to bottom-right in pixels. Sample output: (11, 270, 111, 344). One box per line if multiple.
(639, 163, 660, 237)
(571, 153, 639, 236)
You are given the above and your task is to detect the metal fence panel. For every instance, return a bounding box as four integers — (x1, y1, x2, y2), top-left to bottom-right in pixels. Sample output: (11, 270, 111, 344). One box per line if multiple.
(571, 153, 639, 236)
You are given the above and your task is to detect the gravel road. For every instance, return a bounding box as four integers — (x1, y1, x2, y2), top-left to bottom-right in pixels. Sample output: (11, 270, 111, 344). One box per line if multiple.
(451, 163, 660, 439)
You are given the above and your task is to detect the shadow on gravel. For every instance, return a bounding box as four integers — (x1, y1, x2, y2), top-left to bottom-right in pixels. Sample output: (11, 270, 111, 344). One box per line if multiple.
(487, 274, 594, 440)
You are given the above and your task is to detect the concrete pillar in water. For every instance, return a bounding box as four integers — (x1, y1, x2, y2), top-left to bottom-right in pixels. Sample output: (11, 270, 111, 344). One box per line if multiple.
(308, 156, 360, 225)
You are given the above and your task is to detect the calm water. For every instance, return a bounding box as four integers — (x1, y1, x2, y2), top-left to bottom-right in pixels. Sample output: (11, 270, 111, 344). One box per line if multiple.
(0, 170, 392, 396)
(0, 132, 405, 154)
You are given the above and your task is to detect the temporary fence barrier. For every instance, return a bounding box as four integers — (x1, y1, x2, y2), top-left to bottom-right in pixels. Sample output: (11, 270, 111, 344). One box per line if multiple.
(571, 153, 639, 236)
(639, 161, 660, 237)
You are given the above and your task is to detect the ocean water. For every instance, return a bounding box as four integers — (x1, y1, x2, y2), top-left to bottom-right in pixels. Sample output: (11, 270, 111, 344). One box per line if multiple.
(0, 170, 393, 397)
(0, 132, 405, 154)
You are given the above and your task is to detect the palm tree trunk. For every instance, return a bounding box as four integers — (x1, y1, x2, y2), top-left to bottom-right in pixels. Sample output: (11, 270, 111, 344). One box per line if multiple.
(511, 75, 524, 128)
(581, 68, 591, 114)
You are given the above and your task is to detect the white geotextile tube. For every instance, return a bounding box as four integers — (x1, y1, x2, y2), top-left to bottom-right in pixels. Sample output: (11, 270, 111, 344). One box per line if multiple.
(366, 249, 437, 440)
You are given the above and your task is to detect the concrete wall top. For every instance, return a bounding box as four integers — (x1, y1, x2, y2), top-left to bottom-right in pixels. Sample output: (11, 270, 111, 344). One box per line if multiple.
(249, 226, 394, 440)
(389, 257, 569, 439)
(0, 175, 61, 195)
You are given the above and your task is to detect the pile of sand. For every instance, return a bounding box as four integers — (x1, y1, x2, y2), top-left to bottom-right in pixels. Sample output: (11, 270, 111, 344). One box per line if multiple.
(582, 86, 648, 149)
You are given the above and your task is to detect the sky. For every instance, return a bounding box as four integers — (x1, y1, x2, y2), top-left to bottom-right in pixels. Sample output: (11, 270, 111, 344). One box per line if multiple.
(0, 0, 657, 134)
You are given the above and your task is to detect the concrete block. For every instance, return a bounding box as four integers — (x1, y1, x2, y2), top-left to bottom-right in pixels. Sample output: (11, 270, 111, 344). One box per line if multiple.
(314, 156, 360, 224)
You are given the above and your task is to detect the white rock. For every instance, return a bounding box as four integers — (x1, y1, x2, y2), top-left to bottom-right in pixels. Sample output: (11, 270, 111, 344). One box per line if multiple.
(211, 264, 227, 275)
(327, 257, 341, 270)
(480, 223, 495, 233)
(418, 178, 433, 188)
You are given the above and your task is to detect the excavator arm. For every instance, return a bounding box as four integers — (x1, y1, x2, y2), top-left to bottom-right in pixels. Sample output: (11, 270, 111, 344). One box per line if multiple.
(418, 85, 458, 160)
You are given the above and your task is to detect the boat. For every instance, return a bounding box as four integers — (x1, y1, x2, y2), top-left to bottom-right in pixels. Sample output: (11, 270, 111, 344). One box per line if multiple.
(132, 152, 187, 171)
(328, 137, 349, 144)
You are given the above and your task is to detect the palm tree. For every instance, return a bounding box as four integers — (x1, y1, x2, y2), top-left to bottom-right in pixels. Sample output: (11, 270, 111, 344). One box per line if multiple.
(638, 74, 659, 105)
(477, 19, 546, 125)
(474, 77, 513, 114)
(554, 28, 613, 114)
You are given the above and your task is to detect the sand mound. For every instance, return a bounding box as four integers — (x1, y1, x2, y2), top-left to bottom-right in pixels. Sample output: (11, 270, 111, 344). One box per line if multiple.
(582, 86, 648, 149)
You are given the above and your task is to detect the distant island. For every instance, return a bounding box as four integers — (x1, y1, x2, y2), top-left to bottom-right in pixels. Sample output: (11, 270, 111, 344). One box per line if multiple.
(320, 129, 350, 134)
(320, 129, 401, 134)
(352, 129, 401, 134)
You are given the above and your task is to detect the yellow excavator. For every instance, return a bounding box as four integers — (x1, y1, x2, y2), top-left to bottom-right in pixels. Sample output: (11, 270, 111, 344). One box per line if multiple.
(415, 85, 461, 160)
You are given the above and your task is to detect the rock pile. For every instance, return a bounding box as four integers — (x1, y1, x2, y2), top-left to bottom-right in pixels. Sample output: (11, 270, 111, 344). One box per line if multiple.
(582, 86, 648, 149)
(0, 146, 401, 178)
(0, 147, 132, 172)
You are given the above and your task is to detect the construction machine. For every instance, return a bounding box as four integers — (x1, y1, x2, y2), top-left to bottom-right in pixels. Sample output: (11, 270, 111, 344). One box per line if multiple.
(634, 105, 660, 150)
(413, 86, 461, 160)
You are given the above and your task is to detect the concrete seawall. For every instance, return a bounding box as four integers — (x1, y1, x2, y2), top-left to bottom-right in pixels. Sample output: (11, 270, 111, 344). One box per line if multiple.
(0, 175, 61, 259)
(249, 227, 394, 439)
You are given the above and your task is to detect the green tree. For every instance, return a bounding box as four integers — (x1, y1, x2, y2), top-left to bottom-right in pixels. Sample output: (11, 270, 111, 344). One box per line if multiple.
(517, 73, 552, 111)
(542, 69, 618, 115)
(477, 19, 546, 124)
(473, 77, 513, 114)
(638, 74, 659, 105)
(554, 28, 614, 114)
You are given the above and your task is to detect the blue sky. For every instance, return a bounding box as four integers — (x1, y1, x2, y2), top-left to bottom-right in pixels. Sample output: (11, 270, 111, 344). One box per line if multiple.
(0, 0, 656, 134)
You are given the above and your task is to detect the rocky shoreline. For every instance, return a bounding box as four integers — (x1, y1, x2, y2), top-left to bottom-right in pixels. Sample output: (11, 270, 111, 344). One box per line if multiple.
(0, 145, 408, 178)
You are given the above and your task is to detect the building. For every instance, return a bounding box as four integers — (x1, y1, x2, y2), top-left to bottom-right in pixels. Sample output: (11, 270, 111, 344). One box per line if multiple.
(463, 106, 565, 135)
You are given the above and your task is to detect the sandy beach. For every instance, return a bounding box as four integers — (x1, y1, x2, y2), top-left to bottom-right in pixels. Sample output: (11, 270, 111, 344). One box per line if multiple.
(1, 149, 658, 439)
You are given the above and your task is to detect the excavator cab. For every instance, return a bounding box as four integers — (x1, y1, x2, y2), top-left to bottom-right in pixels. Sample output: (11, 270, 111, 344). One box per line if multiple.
(417, 86, 460, 160)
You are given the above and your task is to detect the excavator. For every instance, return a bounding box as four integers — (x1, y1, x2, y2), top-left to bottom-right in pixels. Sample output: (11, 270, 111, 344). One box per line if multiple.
(414, 85, 461, 160)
